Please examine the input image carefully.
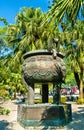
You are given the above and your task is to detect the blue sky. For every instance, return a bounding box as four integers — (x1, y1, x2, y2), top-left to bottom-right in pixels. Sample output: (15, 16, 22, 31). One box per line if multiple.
(0, 0, 52, 26)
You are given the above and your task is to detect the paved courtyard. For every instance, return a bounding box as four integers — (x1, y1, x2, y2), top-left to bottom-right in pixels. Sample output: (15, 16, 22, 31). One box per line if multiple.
(0, 99, 84, 130)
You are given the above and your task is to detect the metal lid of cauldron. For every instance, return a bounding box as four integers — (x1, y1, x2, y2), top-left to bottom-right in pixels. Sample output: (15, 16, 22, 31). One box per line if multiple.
(23, 49, 64, 59)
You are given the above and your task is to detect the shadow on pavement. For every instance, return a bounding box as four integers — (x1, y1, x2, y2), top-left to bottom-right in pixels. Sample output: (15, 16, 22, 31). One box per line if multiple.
(67, 106, 84, 130)
(0, 120, 9, 130)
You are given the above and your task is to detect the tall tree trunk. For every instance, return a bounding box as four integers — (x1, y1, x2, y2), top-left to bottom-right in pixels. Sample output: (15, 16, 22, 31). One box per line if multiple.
(74, 71, 80, 89)
(14, 92, 16, 99)
(79, 69, 83, 100)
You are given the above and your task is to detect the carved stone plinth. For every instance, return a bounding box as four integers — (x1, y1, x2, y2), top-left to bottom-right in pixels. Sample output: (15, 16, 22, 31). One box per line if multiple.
(17, 103, 72, 128)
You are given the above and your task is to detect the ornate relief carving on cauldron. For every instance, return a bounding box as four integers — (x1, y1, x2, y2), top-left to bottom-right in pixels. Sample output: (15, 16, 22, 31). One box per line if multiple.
(22, 50, 66, 84)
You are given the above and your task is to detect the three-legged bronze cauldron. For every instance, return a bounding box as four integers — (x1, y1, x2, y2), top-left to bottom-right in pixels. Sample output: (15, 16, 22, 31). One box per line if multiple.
(17, 50, 72, 129)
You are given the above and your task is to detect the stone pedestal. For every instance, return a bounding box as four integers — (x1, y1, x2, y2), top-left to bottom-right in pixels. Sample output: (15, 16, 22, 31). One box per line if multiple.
(17, 103, 72, 129)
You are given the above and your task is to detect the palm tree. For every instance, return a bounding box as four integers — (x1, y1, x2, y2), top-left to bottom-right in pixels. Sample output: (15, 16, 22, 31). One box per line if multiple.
(48, 0, 84, 23)
(47, 1, 84, 100)
(5, 7, 60, 64)
(6, 8, 46, 56)
(15, 7, 47, 50)
(62, 20, 84, 100)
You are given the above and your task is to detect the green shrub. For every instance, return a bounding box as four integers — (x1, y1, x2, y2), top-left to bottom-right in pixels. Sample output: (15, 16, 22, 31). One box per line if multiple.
(0, 108, 10, 115)
(34, 96, 67, 104)
(49, 96, 53, 103)
(0, 89, 11, 99)
(77, 98, 84, 104)
(0, 106, 4, 113)
(34, 99, 42, 103)
(6, 109, 10, 115)
(60, 96, 67, 104)
(1, 109, 6, 115)
(34, 96, 53, 103)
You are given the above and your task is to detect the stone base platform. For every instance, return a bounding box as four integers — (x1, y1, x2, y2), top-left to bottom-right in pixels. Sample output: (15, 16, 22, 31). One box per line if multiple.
(17, 103, 72, 129)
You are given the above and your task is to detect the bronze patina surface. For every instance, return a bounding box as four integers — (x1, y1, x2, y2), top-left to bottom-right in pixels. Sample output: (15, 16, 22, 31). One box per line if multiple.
(22, 50, 66, 84)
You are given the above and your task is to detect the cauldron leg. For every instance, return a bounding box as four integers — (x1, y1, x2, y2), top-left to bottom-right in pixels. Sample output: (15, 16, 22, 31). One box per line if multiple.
(42, 84, 48, 103)
(53, 84, 60, 104)
(26, 83, 34, 105)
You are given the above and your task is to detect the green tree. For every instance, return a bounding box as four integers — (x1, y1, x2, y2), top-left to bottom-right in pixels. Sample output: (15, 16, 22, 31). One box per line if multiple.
(0, 17, 8, 46)
(62, 21, 84, 99)
(5, 7, 60, 64)
(48, 0, 84, 23)
(0, 55, 26, 99)
(1, 7, 62, 99)
(5, 8, 46, 63)
(48, 1, 84, 100)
